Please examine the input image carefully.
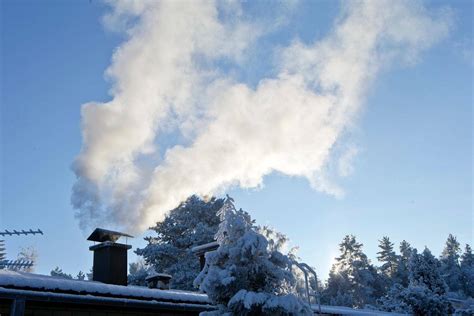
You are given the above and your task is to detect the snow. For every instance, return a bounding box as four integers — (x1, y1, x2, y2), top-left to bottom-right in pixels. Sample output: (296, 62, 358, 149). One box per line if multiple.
(0, 287, 214, 311)
(191, 241, 219, 254)
(0, 270, 210, 304)
(146, 272, 172, 280)
(313, 304, 406, 315)
(136, 195, 223, 290)
(195, 198, 313, 315)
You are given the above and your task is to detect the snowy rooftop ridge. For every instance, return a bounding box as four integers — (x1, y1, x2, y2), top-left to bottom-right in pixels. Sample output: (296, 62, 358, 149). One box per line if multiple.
(0, 270, 210, 305)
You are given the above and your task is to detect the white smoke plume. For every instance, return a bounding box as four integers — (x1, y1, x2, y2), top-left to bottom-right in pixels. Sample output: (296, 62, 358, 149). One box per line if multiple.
(72, 0, 452, 232)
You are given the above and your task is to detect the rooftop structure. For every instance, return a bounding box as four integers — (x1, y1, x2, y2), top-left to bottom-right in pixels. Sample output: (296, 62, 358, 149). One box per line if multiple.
(0, 270, 214, 315)
(0, 271, 403, 316)
(0, 240, 406, 316)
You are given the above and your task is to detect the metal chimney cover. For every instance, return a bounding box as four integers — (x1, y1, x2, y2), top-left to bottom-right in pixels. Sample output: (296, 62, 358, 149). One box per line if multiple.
(87, 228, 133, 243)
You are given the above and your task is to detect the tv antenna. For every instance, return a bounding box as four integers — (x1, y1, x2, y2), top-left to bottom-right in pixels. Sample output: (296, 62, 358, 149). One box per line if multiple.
(0, 228, 43, 270)
(0, 229, 43, 236)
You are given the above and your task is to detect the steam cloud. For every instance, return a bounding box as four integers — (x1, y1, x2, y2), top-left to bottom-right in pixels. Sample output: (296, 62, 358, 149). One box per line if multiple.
(72, 0, 452, 232)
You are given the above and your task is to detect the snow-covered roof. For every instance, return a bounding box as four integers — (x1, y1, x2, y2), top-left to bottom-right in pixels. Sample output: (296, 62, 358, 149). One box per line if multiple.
(0, 270, 210, 305)
(312, 304, 406, 315)
(0, 271, 408, 315)
(146, 272, 172, 279)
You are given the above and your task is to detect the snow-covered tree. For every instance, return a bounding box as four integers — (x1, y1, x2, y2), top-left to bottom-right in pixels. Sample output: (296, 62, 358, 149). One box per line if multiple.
(76, 271, 86, 280)
(376, 236, 398, 294)
(258, 225, 322, 304)
(377, 236, 398, 278)
(292, 266, 320, 305)
(128, 259, 153, 286)
(258, 226, 291, 254)
(460, 244, 474, 297)
(378, 247, 453, 314)
(50, 267, 73, 279)
(323, 235, 377, 307)
(136, 195, 223, 290)
(377, 283, 412, 313)
(410, 248, 448, 295)
(15, 246, 38, 273)
(379, 283, 454, 315)
(395, 240, 412, 287)
(258, 226, 320, 303)
(194, 197, 312, 315)
(86, 268, 93, 281)
(51, 267, 92, 281)
(323, 266, 353, 307)
(440, 234, 462, 293)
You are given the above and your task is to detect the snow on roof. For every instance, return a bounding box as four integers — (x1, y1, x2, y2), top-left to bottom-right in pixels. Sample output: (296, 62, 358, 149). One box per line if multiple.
(0, 270, 210, 305)
(146, 272, 172, 281)
(313, 304, 405, 315)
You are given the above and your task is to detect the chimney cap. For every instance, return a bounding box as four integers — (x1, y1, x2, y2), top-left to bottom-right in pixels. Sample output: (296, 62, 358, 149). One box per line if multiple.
(87, 228, 133, 243)
(146, 273, 172, 282)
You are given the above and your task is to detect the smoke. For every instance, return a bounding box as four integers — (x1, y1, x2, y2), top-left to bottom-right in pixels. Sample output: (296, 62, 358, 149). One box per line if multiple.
(72, 0, 452, 232)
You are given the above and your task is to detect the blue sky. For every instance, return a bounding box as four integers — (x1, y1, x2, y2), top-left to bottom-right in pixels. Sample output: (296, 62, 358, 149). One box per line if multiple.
(1, 0, 472, 279)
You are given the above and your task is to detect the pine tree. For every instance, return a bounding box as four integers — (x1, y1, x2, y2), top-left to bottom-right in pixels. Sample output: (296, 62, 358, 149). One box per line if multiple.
(410, 248, 448, 295)
(396, 240, 412, 287)
(76, 271, 86, 280)
(379, 247, 453, 314)
(50, 267, 73, 279)
(136, 195, 223, 290)
(86, 268, 93, 281)
(460, 244, 474, 297)
(323, 235, 376, 307)
(194, 197, 312, 315)
(377, 236, 398, 278)
(128, 259, 152, 286)
(439, 234, 462, 293)
(323, 265, 353, 306)
(407, 248, 453, 314)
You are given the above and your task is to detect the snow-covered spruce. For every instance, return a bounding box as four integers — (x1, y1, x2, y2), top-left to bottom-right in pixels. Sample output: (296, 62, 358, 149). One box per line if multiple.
(378, 247, 454, 314)
(395, 240, 413, 287)
(194, 196, 312, 315)
(322, 235, 381, 307)
(128, 260, 153, 286)
(440, 234, 463, 293)
(460, 244, 474, 297)
(377, 237, 398, 279)
(50, 267, 73, 279)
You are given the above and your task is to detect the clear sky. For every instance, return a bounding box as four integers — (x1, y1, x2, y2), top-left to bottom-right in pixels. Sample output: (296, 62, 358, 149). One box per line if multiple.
(1, 0, 472, 280)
